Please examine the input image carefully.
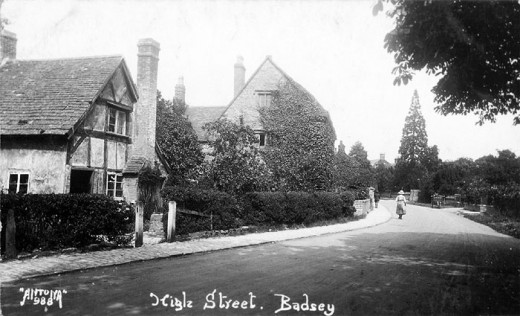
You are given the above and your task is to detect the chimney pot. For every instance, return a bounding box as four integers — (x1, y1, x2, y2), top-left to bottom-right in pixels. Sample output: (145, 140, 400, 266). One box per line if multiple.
(1, 30, 17, 61)
(133, 38, 160, 160)
(174, 76, 186, 103)
(234, 55, 245, 97)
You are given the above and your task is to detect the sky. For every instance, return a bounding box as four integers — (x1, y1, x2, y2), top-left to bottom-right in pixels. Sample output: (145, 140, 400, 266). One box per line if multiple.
(2, 0, 519, 162)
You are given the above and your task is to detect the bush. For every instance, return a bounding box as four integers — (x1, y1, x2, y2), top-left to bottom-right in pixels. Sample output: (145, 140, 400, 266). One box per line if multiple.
(242, 191, 355, 226)
(161, 186, 240, 235)
(1, 193, 134, 253)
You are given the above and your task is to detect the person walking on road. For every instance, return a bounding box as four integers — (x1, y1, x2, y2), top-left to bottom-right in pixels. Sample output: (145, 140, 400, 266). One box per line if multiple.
(395, 190, 407, 219)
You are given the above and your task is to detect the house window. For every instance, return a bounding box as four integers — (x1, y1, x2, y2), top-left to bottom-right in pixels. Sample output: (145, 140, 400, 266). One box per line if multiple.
(257, 92, 272, 107)
(8, 173, 29, 194)
(108, 108, 127, 135)
(256, 132, 267, 147)
(107, 172, 123, 198)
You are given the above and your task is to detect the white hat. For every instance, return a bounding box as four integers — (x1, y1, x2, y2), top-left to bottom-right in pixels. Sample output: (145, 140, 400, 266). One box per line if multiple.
(398, 190, 404, 194)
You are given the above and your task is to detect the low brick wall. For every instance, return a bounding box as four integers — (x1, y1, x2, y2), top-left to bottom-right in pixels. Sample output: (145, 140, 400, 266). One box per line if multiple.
(464, 204, 496, 214)
(354, 199, 370, 216)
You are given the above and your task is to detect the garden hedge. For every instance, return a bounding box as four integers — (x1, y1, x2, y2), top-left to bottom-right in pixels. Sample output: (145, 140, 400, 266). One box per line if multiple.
(1, 193, 134, 254)
(242, 191, 356, 226)
(161, 186, 240, 235)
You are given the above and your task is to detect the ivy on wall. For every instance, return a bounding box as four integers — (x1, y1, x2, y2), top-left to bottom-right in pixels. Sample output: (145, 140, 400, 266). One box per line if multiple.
(259, 81, 336, 191)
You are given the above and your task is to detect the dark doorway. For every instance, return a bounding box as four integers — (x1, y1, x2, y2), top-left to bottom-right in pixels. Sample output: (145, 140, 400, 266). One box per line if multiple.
(70, 170, 93, 193)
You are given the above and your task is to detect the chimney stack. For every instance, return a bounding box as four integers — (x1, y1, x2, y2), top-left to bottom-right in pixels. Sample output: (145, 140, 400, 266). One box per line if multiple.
(174, 76, 185, 103)
(0, 30, 17, 61)
(380, 153, 385, 161)
(234, 55, 245, 97)
(134, 38, 160, 160)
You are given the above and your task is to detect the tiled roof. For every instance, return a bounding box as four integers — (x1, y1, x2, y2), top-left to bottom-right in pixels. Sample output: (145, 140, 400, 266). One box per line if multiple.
(0, 56, 123, 135)
(122, 156, 147, 175)
(185, 106, 226, 140)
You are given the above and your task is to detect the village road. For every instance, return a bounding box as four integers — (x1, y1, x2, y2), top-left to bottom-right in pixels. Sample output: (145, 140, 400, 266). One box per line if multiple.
(1, 200, 519, 315)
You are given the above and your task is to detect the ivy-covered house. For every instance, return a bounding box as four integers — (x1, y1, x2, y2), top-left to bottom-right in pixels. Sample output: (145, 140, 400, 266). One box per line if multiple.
(185, 55, 335, 151)
(0, 31, 167, 202)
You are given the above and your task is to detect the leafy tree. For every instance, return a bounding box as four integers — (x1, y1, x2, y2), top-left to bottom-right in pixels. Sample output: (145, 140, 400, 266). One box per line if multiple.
(0, 0, 7, 31)
(333, 141, 362, 190)
(433, 158, 476, 195)
(200, 119, 272, 196)
(374, 0, 520, 124)
(475, 150, 520, 186)
(394, 90, 440, 192)
(374, 163, 395, 193)
(260, 81, 336, 191)
(156, 91, 204, 185)
(348, 141, 374, 188)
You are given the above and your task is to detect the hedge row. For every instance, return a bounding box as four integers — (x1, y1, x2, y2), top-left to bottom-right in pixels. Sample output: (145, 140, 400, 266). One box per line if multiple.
(161, 186, 240, 235)
(1, 193, 134, 253)
(161, 186, 356, 236)
(241, 191, 356, 226)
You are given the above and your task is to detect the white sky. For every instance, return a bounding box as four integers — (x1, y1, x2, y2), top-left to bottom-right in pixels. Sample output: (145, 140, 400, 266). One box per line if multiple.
(3, 0, 519, 162)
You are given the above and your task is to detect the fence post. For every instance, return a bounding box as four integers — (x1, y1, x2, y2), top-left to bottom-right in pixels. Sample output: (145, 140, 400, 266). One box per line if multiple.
(167, 201, 176, 242)
(135, 202, 144, 247)
(5, 209, 17, 259)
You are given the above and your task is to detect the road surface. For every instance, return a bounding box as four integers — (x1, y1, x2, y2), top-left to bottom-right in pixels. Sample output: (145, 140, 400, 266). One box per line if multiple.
(1, 200, 519, 315)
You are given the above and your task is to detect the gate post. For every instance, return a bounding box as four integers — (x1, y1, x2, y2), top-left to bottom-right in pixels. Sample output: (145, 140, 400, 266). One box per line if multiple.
(167, 201, 176, 242)
(135, 202, 144, 247)
(5, 209, 17, 259)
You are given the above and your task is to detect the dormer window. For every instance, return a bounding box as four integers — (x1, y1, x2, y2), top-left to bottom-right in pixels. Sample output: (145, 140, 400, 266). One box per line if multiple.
(255, 131, 267, 147)
(108, 108, 127, 135)
(256, 91, 272, 107)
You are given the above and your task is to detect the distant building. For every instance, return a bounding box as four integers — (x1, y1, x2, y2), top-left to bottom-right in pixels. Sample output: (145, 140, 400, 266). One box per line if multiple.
(185, 55, 335, 152)
(0, 30, 167, 201)
(371, 153, 393, 168)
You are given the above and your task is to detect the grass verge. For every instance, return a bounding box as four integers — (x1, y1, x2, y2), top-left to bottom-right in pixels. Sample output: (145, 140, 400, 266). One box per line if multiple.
(462, 212, 520, 239)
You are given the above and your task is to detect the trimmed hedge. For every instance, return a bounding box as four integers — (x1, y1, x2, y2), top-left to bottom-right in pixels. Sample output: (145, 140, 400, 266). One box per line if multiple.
(242, 191, 356, 226)
(161, 186, 240, 235)
(160, 186, 357, 236)
(1, 193, 134, 253)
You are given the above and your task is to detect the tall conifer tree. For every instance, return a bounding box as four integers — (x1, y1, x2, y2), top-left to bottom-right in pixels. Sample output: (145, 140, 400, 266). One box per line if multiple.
(394, 90, 434, 190)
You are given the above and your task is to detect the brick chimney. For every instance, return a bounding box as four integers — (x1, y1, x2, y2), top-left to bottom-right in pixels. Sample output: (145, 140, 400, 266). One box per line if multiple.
(174, 76, 185, 103)
(234, 55, 245, 97)
(0, 30, 17, 61)
(380, 153, 385, 161)
(133, 38, 160, 160)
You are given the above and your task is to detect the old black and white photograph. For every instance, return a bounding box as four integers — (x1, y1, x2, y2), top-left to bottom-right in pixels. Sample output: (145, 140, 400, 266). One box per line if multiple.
(1, 0, 519, 315)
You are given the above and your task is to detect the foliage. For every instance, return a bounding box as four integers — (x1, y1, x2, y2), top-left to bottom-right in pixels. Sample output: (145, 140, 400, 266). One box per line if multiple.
(374, 0, 520, 124)
(200, 119, 273, 196)
(161, 185, 240, 235)
(0, 0, 7, 31)
(156, 90, 204, 185)
(0, 193, 134, 253)
(474, 150, 520, 186)
(259, 81, 336, 191)
(374, 163, 395, 193)
(394, 90, 440, 192)
(348, 141, 375, 188)
(241, 191, 355, 227)
(137, 162, 164, 219)
(333, 141, 358, 190)
(432, 158, 476, 195)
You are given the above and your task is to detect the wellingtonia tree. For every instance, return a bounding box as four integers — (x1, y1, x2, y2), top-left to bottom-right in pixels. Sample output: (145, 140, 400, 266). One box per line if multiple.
(374, 0, 520, 125)
(394, 90, 440, 192)
(260, 80, 336, 191)
(156, 91, 204, 185)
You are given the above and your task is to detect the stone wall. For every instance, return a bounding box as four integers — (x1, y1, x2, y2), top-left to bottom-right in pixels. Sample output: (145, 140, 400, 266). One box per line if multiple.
(354, 199, 370, 216)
